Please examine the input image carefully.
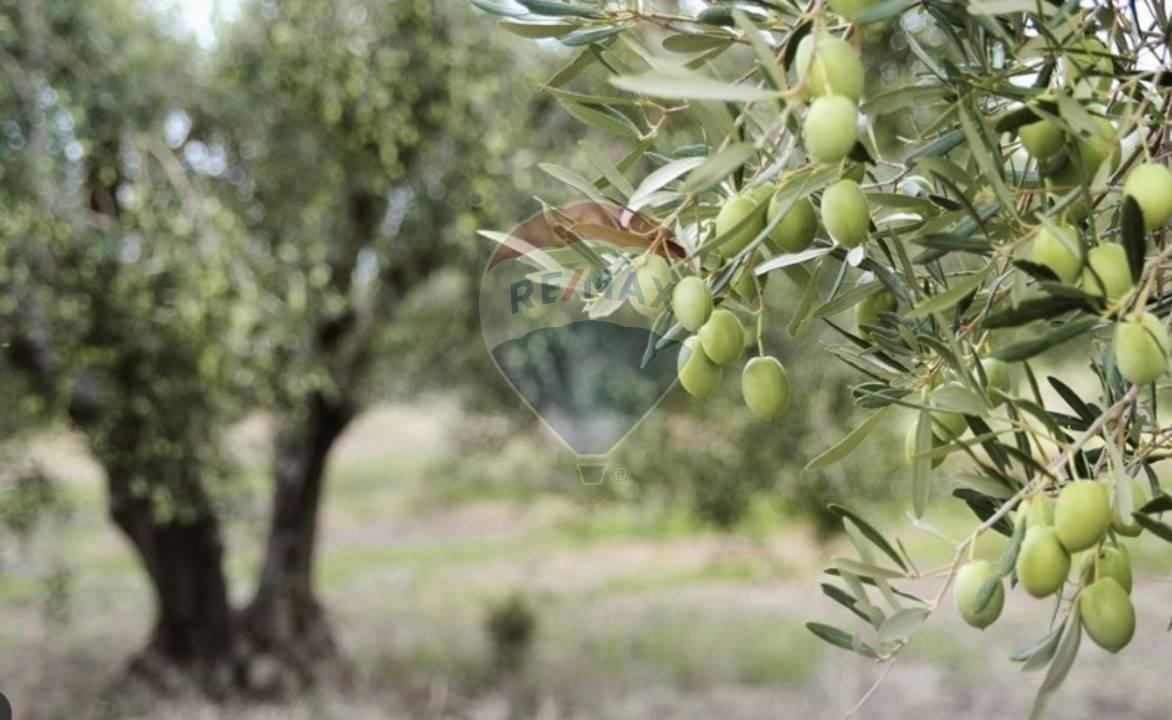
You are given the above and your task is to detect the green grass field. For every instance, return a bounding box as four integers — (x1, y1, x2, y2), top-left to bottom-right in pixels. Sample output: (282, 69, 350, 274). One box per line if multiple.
(3, 397, 1172, 719)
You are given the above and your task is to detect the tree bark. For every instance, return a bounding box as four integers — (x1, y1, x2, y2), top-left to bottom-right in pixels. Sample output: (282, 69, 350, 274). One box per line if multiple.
(104, 464, 238, 696)
(240, 391, 355, 692)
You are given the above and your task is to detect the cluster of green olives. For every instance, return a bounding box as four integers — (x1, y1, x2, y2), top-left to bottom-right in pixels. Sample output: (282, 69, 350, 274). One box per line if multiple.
(1027, 162, 1172, 386)
(901, 359, 1010, 467)
(956, 480, 1138, 653)
(668, 276, 790, 420)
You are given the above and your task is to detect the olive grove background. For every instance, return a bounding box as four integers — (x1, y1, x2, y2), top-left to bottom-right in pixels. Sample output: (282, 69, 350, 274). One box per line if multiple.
(0, 0, 1170, 719)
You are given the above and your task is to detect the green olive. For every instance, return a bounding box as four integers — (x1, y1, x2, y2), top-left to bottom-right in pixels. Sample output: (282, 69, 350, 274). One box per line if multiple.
(671, 276, 713, 332)
(741, 356, 790, 420)
(629, 254, 672, 318)
(1110, 477, 1148, 538)
(1019, 118, 1064, 161)
(1079, 578, 1135, 653)
(1080, 243, 1133, 302)
(767, 195, 818, 253)
(715, 195, 763, 257)
(955, 560, 1004, 630)
(854, 290, 896, 338)
(677, 335, 722, 399)
(730, 254, 767, 303)
(1113, 312, 1170, 386)
(804, 95, 859, 165)
(1030, 223, 1081, 283)
(1046, 117, 1118, 191)
(821, 179, 869, 247)
(980, 357, 1011, 405)
(904, 421, 945, 468)
(698, 308, 744, 365)
(1016, 526, 1071, 598)
(1054, 480, 1111, 553)
(793, 34, 864, 101)
(1082, 544, 1133, 594)
(1123, 163, 1172, 231)
(930, 381, 968, 441)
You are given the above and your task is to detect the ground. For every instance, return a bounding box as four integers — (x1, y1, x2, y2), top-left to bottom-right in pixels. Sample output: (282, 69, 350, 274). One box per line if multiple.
(2, 396, 1171, 719)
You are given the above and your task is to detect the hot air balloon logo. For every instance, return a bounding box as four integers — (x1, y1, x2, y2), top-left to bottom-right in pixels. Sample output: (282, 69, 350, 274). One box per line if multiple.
(479, 202, 687, 483)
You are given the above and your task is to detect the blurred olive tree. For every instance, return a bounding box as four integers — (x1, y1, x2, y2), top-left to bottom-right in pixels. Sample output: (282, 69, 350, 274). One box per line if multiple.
(0, 0, 561, 695)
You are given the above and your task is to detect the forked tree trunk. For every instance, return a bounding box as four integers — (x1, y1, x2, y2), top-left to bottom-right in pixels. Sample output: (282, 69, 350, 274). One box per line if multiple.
(105, 466, 238, 696)
(240, 391, 354, 692)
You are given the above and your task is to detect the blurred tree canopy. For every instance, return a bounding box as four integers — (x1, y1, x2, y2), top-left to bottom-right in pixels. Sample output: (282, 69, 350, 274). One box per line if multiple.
(0, 0, 561, 695)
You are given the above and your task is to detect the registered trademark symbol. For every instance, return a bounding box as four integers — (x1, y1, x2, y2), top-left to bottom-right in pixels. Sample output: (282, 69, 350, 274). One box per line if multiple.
(611, 466, 630, 484)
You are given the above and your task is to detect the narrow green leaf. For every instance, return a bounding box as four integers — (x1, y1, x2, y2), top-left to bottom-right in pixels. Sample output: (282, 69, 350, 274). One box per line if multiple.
(611, 71, 778, 102)
(679, 142, 757, 194)
(905, 265, 992, 319)
(557, 99, 640, 139)
(806, 622, 858, 654)
(829, 504, 908, 571)
(1132, 513, 1172, 543)
(517, 0, 603, 18)
(992, 317, 1100, 362)
(1121, 195, 1145, 283)
(539, 162, 613, 204)
(1030, 612, 1082, 719)
(732, 10, 783, 90)
(500, 19, 578, 38)
(806, 407, 892, 470)
(912, 408, 932, 517)
(982, 295, 1088, 328)
(662, 33, 735, 54)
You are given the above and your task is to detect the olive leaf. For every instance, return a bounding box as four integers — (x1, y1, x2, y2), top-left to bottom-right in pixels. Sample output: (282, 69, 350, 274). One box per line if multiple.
(805, 407, 892, 470)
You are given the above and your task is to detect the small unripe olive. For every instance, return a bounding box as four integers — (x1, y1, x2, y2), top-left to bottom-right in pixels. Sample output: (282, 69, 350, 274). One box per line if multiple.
(1123, 163, 1172, 231)
(1082, 544, 1133, 594)
(730, 256, 768, 303)
(715, 195, 763, 257)
(929, 381, 968, 441)
(821, 179, 869, 247)
(1019, 118, 1064, 161)
(904, 421, 944, 468)
(793, 34, 864, 101)
(1030, 223, 1081, 283)
(804, 95, 859, 165)
(1079, 578, 1135, 653)
(671, 276, 713, 332)
(741, 356, 790, 420)
(630, 254, 672, 318)
(699, 308, 744, 365)
(677, 335, 722, 399)
(854, 290, 896, 338)
(1046, 117, 1118, 190)
(1080, 243, 1133, 302)
(980, 357, 1011, 405)
(1113, 312, 1170, 386)
(1054, 480, 1111, 553)
(1110, 477, 1148, 538)
(767, 195, 818, 253)
(955, 560, 1004, 630)
(1016, 526, 1071, 598)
